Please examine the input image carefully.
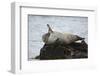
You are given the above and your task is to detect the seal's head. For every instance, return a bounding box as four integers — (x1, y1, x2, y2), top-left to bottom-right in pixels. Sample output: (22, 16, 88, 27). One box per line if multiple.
(75, 35, 85, 41)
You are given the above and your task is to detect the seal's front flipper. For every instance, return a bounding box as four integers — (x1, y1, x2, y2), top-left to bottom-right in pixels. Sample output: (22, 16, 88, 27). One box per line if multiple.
(54, 38, 63, 45)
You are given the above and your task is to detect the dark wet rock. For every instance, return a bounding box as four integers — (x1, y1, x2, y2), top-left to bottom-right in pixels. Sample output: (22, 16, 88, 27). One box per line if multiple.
(35, 56, 40, 59)
(35, 40, 88, 60)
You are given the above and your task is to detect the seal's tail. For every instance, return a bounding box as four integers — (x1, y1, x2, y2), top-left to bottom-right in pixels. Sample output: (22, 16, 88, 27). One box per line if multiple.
(47, 24, 53, 33)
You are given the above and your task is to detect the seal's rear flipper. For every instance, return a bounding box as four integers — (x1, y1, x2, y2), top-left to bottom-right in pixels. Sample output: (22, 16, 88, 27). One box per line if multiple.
(47, 24, 53, 33)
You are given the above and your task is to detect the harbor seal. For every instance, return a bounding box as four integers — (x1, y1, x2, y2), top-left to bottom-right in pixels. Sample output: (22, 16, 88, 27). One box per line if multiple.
(42, 24, 84, 44)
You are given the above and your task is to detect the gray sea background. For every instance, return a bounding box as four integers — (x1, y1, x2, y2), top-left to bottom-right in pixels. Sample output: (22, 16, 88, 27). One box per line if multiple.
(28, 15, 88, 60)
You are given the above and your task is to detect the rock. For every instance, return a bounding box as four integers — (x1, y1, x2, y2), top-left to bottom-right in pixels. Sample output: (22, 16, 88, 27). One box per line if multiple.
(35, 56, 40, 59)
(35, 40, 88, 60)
